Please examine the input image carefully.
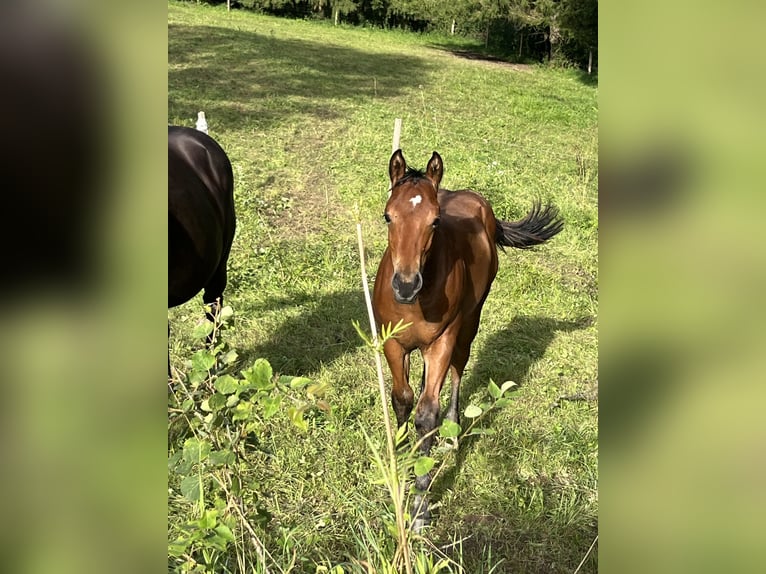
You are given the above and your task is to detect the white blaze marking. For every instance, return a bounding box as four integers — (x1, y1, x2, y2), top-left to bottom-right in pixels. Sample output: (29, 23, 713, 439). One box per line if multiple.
(409, 194, 422, 208)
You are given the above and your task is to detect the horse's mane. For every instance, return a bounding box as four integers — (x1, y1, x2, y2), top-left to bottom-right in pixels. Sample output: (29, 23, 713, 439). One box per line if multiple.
(395, 166, 428, 186)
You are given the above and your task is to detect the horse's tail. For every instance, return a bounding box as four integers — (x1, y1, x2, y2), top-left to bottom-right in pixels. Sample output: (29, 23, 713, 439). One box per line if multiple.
(495, 201, 564, 249)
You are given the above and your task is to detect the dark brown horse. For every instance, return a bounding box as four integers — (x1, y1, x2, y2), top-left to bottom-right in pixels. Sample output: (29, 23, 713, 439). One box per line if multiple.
(168, 126, 236, 341)
(372, 149, 564, 531)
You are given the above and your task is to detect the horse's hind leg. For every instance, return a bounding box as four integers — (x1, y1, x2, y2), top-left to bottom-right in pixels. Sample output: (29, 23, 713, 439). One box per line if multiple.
(445, 352, 467, 427)
(445, 310, 482, 427)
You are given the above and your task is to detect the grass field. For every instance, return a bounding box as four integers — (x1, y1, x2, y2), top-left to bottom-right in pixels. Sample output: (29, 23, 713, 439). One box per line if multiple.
(168, 2, 597, 572)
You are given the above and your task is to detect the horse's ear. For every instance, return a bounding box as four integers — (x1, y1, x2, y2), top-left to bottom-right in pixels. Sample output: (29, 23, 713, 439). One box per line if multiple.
(389, 149, 406, 188)
(426, 151, 443, 190)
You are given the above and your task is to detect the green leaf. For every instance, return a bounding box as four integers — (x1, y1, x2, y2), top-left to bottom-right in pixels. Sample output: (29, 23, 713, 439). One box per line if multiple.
(214, 523, 235, 543)
(242, 358, 273, 390)
(192, 349, 216, 372)
(500, 380, 517, 395)
(207, 533, 230, 551)
(287, 405, 308, 432)
(351, 320, 373, 347)
(262, 395, 281, 419)
(208, 392, 227, 411)
(192, 321, 214, 340)
(231, 474, 241, 496)
(464, 404, 483, 419)
(183, 438, 210, 464)
(214, 374, 239, 395)
(181, 398, 194, 412)
(174, 456, 193, 476)
(167, 539, 188, 557)
(219, 305, 234, 321)
(289, 377, 312, 390)
(198, 509, 217, 530)
(439, 420, 461, 438)
(488, 379, 501, 400)
(243, 421, 261, 437)
(167, 450, 183, 471)
(189, 369, 207, 386)
(180, 475, 201, 503)
(209, 449, 235, 467)
(494, 398, 513, 409)
(231, 401, 252, 422)
(220, 349, 238, 365)
(306, 381, 327, 398)
(413, 456, 435, 476)
(385, 521, 399, 538)
(225, 394, 239, 408)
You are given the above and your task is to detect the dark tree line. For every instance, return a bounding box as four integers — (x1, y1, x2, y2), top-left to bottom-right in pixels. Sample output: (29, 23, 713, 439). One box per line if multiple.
(198, 0, 597, 72)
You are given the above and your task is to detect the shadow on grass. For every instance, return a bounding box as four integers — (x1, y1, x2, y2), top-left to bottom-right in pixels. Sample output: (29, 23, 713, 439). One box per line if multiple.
(169, 23, 436, 130)
(430, 45, 537, 69)
(235, 289, 367, 376)
(430, 43, 598, 87)
(433, 314, 595, 572)
(574, 68, 598, 86)
(465, 315, 594, 397)
(451, 512, 597, 574)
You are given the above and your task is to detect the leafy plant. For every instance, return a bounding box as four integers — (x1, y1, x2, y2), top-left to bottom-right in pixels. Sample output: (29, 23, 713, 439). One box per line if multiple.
(168, 304, 328, 573)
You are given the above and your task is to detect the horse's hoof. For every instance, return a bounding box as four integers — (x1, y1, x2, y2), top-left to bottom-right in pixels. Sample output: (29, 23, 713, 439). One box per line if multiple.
(412, 517, 429, 533)
(411, 494, 431, 533)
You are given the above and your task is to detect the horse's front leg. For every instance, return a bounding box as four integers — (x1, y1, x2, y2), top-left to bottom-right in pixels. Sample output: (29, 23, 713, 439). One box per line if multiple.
(412, 333, 456, 532)
(382, 339, 413, 435)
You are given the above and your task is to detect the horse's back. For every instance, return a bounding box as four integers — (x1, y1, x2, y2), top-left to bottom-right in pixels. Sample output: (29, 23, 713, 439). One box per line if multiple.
(168, 126, 234, 223)
(168, 126, 236, 308)
(438, 188, 497, 252)
(438, 188, 499, 301)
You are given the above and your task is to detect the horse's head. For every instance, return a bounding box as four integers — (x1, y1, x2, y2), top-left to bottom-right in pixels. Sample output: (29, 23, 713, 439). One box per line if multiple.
(384, 149, 442, 304)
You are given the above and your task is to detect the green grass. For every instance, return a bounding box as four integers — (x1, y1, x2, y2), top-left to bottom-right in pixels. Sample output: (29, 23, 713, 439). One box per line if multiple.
(168, 2, 597, 572)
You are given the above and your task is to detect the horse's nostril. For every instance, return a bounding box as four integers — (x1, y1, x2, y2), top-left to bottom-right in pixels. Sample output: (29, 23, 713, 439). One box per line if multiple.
(391, 271, 423, 303)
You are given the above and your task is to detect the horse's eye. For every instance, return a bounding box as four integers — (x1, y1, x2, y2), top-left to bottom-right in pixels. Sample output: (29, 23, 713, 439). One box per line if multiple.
(384, 213, 391, 224)
(432, 217, 441, 228)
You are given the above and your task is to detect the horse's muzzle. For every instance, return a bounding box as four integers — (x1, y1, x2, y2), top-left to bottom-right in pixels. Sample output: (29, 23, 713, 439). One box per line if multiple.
(392, 271, 422, 304)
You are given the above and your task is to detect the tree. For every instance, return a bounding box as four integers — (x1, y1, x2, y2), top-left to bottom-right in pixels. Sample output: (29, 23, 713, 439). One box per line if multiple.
(329, 0, 358, 24)
(560, 0, 597, 72)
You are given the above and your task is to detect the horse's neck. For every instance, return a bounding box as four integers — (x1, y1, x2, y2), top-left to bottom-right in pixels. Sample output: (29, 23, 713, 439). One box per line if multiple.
(423, 229, 457, 282)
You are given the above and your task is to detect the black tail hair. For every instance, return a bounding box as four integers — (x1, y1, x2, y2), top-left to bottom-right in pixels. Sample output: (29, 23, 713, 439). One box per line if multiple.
(495, 201, 564, 249)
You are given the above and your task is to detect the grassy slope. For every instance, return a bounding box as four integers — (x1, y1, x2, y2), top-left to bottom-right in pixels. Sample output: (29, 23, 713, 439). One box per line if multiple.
(168, 2, 597, 572)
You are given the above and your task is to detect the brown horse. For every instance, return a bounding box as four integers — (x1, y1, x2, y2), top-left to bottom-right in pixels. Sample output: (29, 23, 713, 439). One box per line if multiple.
(372, 149, 564, 531)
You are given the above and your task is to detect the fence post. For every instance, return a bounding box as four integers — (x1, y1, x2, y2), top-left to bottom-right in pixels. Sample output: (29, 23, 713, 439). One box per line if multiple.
(195, 111, 208, 134)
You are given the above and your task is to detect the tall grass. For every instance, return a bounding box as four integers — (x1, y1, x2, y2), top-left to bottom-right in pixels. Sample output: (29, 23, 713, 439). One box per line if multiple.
(169, 2, 597, 572)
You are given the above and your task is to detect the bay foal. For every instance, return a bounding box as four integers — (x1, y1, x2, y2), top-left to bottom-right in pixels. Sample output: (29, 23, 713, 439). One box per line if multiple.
(372, 149, 563, 530)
